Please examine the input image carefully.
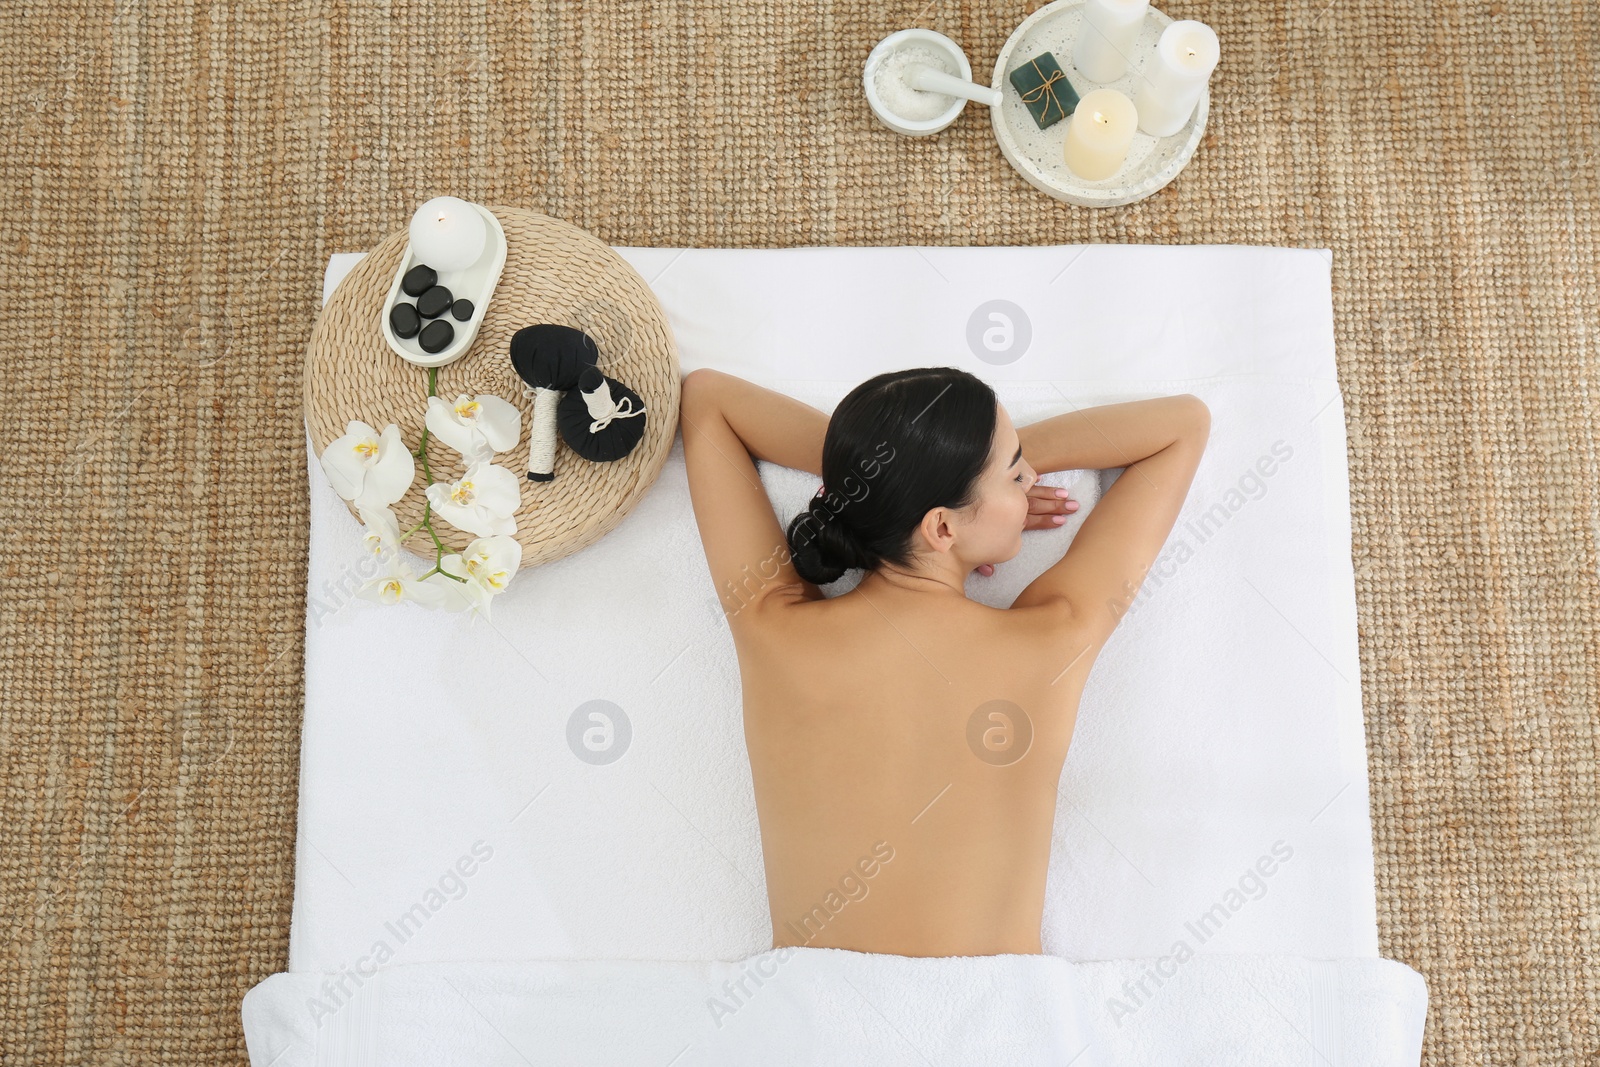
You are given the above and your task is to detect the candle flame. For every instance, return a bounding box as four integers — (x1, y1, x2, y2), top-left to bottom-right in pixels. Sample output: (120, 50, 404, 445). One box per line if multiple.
(1094, 110, 1105, 123)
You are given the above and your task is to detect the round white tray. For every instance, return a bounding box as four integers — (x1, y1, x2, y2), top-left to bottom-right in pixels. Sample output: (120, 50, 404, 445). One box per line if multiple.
(380, 203, 507, 367)
(991, 0, 1208, 207)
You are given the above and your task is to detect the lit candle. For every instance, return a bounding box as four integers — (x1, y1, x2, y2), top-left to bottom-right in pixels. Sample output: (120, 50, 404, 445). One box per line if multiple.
(1062, 89, 1138, 182)
(409, 196, 488, 272)
(1072, 0, 1150, 84)
(1133, 21, 1220, 138)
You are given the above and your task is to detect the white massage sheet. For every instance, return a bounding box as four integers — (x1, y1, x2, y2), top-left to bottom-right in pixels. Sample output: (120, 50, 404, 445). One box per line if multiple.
(291, 242, 1378, 971)
(247, 244, 1430, 1064)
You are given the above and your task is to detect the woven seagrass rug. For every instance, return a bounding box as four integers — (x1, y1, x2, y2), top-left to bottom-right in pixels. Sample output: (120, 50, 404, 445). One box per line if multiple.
(2, 0, 1595, 1062)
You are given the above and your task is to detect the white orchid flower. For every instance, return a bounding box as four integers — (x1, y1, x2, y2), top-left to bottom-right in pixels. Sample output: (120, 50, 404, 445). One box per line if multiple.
(425, 556, 492, 616)
(320, 421, 415, 509)
(425, 536, 522, 620)
(425, 461, 521, 537)
(427, 558, 484, 614)
(356, 553, 448, 609)
(425, 394, 522, 463)
(355, 504, 403, 561)
(461, 535, 521, 594)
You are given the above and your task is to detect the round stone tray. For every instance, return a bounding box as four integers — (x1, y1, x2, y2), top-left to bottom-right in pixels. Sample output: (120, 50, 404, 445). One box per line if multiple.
(304, 206, 681, 570)
(991, 0, 1209, 207)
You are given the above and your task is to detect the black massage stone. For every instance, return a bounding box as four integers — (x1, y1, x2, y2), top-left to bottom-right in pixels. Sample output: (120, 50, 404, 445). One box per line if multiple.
(451, 298, 474, 321)
(401, 264, 437, 297)
(419, 319, 455, 354)
(416, 284, 453, 319)
(389, 302, 421, 339)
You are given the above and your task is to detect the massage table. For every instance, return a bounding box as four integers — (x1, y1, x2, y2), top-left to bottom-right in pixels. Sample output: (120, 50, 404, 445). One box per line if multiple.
(242, 243, 1429, 1064)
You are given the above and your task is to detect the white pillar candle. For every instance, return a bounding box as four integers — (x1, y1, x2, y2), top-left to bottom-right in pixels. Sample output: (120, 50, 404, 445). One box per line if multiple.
(1132, 20, 1220, 138)
(1062, 88, 1138, 182)
(409, 196, 488, 272)
(1072, 0, 1150, 84)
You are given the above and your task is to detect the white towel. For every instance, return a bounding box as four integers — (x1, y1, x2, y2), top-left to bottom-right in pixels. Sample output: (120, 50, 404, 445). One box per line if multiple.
(289, 376, 1371, 963)
(242, 947, 1427, 1066)
(246, 244, 1428, 1065)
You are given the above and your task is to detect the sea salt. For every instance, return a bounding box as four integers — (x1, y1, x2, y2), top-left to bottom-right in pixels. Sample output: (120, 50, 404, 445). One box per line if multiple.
(873, 44, 959, 122)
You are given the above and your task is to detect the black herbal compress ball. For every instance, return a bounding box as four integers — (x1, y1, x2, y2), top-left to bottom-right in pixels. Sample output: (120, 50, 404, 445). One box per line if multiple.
(557, 365, 647, 463)
(509, 324, 599, 391)
(509, 324, 602, 481)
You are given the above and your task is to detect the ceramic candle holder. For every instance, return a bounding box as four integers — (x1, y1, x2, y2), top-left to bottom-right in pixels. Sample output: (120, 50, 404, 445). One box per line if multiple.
(990, 0, 1212, 207)
(381, 202, 507, 368)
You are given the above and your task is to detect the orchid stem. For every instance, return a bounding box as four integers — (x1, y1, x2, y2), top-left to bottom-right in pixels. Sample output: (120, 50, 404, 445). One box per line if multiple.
(419, 564, 469, 583)
(414, 379, 435, 480)
(412, 365, 465, 582)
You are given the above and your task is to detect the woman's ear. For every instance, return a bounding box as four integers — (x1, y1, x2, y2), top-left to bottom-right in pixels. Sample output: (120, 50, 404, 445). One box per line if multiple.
(918, 506, 959, 556)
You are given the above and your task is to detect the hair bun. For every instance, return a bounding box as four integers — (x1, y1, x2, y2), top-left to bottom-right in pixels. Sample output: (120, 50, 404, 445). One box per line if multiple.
(786, 496, 874, 586)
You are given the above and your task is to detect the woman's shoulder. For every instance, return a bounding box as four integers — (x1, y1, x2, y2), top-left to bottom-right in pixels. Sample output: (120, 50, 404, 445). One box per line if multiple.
(715, 579, 823, 640)
(732, 588, 1095, 710)
(731, 580, 1085, 650)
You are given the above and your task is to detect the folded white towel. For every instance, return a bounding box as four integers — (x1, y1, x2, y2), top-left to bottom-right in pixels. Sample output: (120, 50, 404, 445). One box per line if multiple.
(242, 947, 1427, 1066)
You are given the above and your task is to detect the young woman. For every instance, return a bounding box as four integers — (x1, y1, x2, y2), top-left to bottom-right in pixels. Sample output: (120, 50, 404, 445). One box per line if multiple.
(679, 366, 1210, 957)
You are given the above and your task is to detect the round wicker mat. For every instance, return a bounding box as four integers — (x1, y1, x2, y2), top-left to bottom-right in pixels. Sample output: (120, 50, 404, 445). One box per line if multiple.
(304, 206, 680, 569)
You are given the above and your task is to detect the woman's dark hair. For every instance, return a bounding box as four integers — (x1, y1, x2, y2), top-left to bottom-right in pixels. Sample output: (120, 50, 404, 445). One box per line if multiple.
(785, 367, 998, 586)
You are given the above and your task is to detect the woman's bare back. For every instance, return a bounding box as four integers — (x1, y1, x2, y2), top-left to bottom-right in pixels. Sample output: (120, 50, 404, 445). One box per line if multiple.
(734, 577, 1092, 957)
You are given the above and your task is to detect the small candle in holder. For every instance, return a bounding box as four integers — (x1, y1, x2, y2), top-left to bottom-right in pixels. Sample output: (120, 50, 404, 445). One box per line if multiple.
(1072, 0, 1150, 84)
(1062, 88, 1138, 181)
(1133, 20, 1220, 138)
(409, 196, 488, 272)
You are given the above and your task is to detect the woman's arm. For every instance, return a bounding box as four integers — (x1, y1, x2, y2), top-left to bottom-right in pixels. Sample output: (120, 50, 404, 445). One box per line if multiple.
(1013, 395, 1210, 658)
(682, 369, 828, 476)
(679, 369, 832, 618)
(1017, 395, 1202, 474)
(682, 370, 1076, 582)
(693, 373, 1193, 482)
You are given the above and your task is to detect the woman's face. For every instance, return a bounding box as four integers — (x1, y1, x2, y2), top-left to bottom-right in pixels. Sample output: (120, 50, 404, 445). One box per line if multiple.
(953, 404, 1037, 566)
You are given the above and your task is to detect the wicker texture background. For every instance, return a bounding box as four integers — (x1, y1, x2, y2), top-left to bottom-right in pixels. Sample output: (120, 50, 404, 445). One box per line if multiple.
(1, 0, 1595, 1063)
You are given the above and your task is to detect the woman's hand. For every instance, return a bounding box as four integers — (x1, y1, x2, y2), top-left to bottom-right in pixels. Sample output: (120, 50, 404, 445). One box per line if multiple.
(973, 485, 1080, 577)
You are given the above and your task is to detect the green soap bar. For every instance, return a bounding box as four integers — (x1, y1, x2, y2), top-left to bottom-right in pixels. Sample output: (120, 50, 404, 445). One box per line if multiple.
(1008, 51, 1080, 130)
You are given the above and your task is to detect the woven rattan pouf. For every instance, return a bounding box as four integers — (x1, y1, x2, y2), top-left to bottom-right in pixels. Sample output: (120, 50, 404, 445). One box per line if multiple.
(305, 206, 681, 570)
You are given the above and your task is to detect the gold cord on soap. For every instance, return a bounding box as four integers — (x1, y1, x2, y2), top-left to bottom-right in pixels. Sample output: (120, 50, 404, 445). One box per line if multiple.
(1019, 58, 1068, 123)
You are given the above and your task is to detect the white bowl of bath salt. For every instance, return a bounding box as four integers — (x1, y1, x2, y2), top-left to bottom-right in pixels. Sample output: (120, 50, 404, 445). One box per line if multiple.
(864, 28, 973, 136)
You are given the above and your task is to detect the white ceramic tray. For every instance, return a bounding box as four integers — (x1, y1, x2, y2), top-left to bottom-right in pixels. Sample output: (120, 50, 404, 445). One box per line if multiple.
(380, 204, 507, 367)
(991, 0, 1208, 207)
